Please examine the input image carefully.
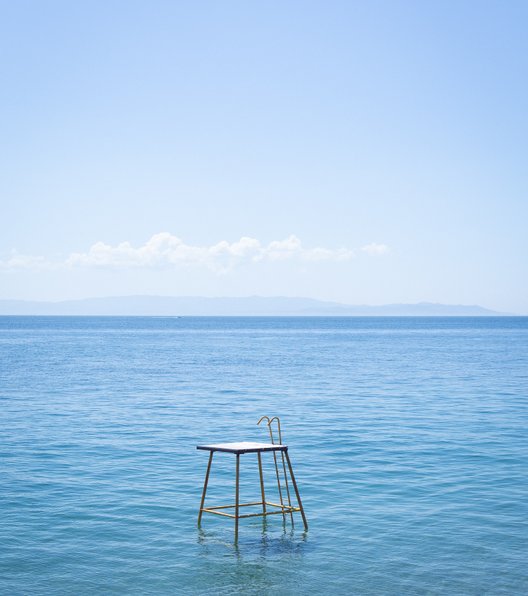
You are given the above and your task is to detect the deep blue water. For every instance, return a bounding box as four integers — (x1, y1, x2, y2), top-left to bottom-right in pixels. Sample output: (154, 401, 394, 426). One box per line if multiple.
(1, 316, 527, 595)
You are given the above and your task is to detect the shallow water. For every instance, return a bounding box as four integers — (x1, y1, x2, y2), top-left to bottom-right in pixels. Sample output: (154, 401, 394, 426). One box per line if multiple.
(1, 316, 527, 594)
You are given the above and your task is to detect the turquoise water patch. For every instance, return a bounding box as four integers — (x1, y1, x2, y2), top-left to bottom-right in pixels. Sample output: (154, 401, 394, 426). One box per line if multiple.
(1, 316, 527, 594)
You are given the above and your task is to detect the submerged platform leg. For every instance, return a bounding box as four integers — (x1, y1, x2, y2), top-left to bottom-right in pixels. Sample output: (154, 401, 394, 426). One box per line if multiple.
(198, 451, 214, 525)
(284, 450, 308, 531)
(235, 453, 240, 542)
(257, 452, 266, 515)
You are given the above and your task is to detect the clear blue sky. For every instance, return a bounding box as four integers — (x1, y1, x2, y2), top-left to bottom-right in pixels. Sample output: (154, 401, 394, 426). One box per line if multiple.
(1, 1, 527, 313)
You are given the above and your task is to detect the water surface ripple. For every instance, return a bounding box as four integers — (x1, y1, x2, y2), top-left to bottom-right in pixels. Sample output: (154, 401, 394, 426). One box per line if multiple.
(1, 316, 527, 594)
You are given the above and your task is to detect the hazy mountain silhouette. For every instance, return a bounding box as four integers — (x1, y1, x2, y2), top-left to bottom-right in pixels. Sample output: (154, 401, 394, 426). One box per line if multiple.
(0, 296, 507, 316)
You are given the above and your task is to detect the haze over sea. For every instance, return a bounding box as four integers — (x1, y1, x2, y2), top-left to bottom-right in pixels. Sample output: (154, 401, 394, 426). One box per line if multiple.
(1, 316, 527, 595)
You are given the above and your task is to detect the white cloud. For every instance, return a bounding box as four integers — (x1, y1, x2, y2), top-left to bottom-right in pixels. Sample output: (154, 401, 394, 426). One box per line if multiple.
(0, 251, 52, 270)
(66, 233, 264, 271)
(1, 234, 388, 272)
(360, 242, 389, 255)
(66, 233, 358, 271)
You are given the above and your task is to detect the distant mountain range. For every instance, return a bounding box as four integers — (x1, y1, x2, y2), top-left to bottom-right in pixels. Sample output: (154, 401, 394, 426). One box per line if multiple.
(0, 296, 508, 316)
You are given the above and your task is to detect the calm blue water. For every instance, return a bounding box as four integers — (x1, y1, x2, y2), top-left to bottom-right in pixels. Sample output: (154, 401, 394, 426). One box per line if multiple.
(1, 316, 527, 595)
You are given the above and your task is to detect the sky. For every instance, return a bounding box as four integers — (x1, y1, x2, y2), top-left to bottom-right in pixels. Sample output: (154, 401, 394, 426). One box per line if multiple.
(1, 1, 527, 313)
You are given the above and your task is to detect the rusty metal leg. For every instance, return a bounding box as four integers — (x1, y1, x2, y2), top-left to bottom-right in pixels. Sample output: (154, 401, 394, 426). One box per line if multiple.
(284, 450, 308, 530)
(257, 452, 266, 515)
(234, 453, 240, 542)
(198, 451, 214, 525)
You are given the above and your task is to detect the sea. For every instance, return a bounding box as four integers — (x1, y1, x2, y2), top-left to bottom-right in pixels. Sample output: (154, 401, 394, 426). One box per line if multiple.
(1, 316, 527, 595)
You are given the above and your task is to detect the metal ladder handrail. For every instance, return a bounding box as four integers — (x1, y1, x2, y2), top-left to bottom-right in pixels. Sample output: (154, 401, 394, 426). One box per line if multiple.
(257, 415, 294, 525)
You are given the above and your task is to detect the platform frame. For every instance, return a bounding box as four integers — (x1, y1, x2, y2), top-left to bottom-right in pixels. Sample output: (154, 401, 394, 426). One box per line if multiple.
(196, 443, 308, 541)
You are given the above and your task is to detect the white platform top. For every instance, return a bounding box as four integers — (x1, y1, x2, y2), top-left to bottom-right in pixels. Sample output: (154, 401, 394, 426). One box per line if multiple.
(197, 441, 287, 454)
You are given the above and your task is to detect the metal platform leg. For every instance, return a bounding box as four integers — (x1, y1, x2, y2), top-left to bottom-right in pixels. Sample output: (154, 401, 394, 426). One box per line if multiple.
(198, 451, 214, 525)
(280, 450, 294, 525)
(284, 450, 308, 530)
(235, 453, 240, 542)
(257, 452, 266, 515)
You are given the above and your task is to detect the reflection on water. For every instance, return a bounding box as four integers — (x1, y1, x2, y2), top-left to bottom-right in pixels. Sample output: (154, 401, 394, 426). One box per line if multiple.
(196, 526, 310, 595)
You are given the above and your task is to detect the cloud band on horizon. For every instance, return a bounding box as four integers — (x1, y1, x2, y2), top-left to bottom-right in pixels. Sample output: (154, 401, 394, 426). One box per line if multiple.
(0, 233, 389, 272)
